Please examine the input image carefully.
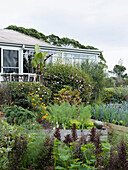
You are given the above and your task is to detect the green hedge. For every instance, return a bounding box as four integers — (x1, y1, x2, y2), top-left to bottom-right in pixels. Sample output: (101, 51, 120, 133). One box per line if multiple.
(41, 63, 93, 103)
(102, 87, 128, 103)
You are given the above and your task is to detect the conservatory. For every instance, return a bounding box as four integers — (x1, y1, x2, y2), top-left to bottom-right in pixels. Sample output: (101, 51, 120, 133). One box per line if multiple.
(0, 29, 102, 82)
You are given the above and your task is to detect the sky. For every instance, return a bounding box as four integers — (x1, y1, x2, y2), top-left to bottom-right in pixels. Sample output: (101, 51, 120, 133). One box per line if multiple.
(0, 0, 128, 72)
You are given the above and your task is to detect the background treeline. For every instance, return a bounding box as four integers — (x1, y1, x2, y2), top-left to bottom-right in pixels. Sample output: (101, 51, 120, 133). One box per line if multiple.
(5, 25, 106, 62)
(6, 25, 97, 49)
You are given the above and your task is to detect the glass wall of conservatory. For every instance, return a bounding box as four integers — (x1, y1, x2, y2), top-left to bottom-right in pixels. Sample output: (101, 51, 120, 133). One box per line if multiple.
(23, 49, 98, 73)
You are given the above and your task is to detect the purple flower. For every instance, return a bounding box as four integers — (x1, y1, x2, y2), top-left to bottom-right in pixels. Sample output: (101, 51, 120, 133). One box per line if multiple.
(76, 80, 78, 82)
(71, 76, 74, 80)
(68, 96, 71, 98)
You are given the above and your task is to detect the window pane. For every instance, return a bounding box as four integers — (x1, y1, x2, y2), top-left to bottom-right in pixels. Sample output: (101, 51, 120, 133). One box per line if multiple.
(3, 50, 19, 67)
(3, 68, 19, 73)
(23, 50, 35, 73)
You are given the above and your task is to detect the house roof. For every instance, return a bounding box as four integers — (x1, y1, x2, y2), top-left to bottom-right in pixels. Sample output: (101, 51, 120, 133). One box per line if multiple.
(0, 29, 102, 56)
(0, 29, 51, 46)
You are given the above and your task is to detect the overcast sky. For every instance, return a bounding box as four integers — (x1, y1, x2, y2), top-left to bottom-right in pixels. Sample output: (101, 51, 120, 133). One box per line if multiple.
(1, 0, 128, 71)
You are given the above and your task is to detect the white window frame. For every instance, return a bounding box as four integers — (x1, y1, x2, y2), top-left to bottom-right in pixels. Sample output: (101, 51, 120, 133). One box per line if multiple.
(0, 46, 22, 74)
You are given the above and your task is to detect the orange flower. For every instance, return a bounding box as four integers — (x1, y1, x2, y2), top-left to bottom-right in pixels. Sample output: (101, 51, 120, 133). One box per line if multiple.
(46, 113, 48, 116)
(40, 98, 42, 100)
(41, 112, 43, 114)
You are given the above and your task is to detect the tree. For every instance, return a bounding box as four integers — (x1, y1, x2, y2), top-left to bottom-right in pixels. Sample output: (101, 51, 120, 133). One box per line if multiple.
(81, 60, 107, 100)
(5, 25, 106, 62)
(113, 64, 126, 80)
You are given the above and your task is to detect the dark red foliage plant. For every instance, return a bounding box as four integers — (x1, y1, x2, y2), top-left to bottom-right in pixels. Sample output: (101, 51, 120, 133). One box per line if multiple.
(63, 134, 73, 147)
(54, 128, 61, 141)
(71, 123, 78, 142)
(8, 134, 28, 170)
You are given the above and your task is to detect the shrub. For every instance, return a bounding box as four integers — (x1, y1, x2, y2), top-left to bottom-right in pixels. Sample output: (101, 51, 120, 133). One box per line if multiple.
(6, 82, 51, 108)
(102, 87, 128, 103)
(41, 62, 92, 103)
(0, 84, 11, 105)
(53, 85, 82, 106)
(27, 92, 49, 122)
(4, 105, 35, 125)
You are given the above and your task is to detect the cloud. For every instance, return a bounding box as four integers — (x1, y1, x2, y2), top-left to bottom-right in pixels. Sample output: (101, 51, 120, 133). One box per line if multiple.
(0, 0, 128, 71)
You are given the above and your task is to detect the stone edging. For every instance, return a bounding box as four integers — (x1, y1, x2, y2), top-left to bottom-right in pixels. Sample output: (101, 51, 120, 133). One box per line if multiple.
(42, 129, 108, 141)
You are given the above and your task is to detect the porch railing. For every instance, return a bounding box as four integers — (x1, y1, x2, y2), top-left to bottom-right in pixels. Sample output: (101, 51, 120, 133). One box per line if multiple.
(0, 73, 41, 82)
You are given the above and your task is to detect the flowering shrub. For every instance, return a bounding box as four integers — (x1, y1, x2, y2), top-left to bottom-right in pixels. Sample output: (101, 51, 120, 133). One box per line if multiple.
(102, 87, 128, 103)
(41, 62, 93, 103)
(53, 85, 82, 106)
(7, 82, 51, 108)
(27, 92, 48, 121)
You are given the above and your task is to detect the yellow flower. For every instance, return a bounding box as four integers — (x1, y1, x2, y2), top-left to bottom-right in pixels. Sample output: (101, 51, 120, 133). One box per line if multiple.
(40, 98, 42, 100)
(32, 98, 35, 101)
(37, 95, 39, 97)
(34, 104, 36, 106)
(44, 115, 46, 119)
(46, 113, 48, 116)
(87, 166, 90, 169)
(42, 103, 44, 105)
(32, 103, 34, 105)
(45, 107, 47, 110)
